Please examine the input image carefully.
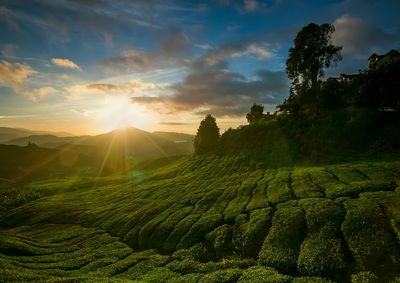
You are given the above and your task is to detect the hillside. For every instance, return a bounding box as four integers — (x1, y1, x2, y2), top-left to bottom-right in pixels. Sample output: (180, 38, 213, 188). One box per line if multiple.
(2, 127, 194, 160)
(1, 155, 399, 282)
(0, 128, 194, 181)
(0, 144, 99, 183)
(0, 127, 72, 143)
(218, 108, 400, 166)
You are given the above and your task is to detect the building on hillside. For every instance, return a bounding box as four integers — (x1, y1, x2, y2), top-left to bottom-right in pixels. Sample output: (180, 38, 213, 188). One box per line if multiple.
(338, 73, 358, 83)
(368, 49, 400, 69)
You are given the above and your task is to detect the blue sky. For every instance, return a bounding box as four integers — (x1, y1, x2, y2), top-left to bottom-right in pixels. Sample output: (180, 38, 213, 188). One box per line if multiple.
(0, 0, 399, 134)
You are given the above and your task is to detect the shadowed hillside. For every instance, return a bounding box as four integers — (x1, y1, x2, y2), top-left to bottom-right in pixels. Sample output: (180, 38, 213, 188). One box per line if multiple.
(1, 156, 399, 282)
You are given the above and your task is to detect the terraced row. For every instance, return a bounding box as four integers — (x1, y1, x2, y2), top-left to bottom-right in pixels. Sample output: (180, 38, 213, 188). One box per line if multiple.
(1, 224, 342, 282)
(1, 157, 400, 281)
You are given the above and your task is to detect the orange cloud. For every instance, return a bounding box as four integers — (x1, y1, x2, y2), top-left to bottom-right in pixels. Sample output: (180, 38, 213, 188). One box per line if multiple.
(0, 60, 37, 91)
(51, 58, 81, 70)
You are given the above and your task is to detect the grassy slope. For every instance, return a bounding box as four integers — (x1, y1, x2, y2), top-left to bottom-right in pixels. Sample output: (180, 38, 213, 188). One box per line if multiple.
(0, 155, 399, 282)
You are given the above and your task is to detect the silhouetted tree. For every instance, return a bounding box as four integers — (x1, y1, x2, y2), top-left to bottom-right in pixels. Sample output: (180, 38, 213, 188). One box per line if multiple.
(246, 103, 264, 124)
(194, 114, 220, 154)
(286, 23, 342, 90)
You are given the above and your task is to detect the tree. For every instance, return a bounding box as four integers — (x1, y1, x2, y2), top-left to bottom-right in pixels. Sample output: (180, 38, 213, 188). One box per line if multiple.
(286, 23, 342, 90)
(246, 103, 264, 124)
(194, 114, 220, 154)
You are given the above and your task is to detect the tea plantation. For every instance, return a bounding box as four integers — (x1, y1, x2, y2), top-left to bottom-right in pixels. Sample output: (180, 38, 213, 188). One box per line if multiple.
(0, 155, 399, 282)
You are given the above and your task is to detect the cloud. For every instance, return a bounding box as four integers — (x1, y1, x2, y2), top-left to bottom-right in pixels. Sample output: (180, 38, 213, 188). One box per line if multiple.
(333, 15, 399, 56)
(158, 30, 191, 57)
(159, 122, 189, 126)
(99, 30, 191, 72)
(0, 114, 35, 120)
(99, 49, 160, 72)
(0, 6, 19, 31)
(1, 44, 17, 57)
(131, 69, 288, 116)
(22, 86, 57, 102)
(0, 60, 37, 91)
(245, 44, 274, 59)
(244, 0, 258, 11)
(192, 41, 275, 68)
(51, 58, 81, 70)
(87, 80, 163, 94)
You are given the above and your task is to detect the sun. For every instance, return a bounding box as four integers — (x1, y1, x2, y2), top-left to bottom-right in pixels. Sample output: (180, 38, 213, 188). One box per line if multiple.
(96, 96, 156, 132)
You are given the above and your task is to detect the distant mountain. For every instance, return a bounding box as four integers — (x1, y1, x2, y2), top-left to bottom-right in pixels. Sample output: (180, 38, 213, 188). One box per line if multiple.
(152, 131, 194, 142)
(3, 135, 80, 147)
(2, 128, 194, 161)
(73, 127, 193, 161)
(0, 127, 194, 180)
(0, 127, 72, 143)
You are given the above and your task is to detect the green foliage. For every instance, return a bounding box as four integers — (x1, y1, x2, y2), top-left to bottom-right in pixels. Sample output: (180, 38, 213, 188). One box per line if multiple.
(297, 199, 346, 278)
(197, 268, 242, 283)
(341, 198, 399, 273)
(233, 207, 274, 258)
(351, 271, 378, 283)
(267, 169, 293, 204)
(292, 277, 334, 283)
(286, 23, 342, 90)
(194, 114, 220, 154)
(258, 206, 306, 273)
(246, 103, 265, 124)
(0, 159, 399, 282)
(237, 266, 291, 283)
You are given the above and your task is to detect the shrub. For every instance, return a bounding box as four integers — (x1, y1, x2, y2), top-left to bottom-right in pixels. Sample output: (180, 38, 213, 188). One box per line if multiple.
(197, 268, 242, 283)
(258, 206, 306, 274)
(341, 198, 399, 272)
(351, 271, 378, 283)
(267, 169, 293, 204)
(237, 266, 291, 283)
(177, 214, 224, 249)
(233, 207, 273, 258)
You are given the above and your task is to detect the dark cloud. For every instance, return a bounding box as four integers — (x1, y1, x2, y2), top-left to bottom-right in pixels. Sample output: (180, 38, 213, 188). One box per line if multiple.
(131, 68, 288, 116)
(99, 49, 160, 72)
(99, 29, 192, 72)
(333, 14, 399, 56)
(158, 30, 191, 57)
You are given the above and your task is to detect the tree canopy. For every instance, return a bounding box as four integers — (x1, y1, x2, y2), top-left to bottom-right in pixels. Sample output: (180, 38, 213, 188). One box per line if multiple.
(194, 114, 220, 154)
(286, 23, 342, 90)
(246, 103, 265, 124)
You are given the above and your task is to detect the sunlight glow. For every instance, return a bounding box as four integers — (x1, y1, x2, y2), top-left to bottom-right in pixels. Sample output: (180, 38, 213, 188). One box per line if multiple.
(96, 96, 157, 132)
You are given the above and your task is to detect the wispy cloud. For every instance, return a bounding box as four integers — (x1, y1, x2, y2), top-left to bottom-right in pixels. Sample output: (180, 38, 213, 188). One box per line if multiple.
(159, 121, 189, 126)
(0, 114, 35, 120)
(244, 0, 259, 12)
(51, 58, 81, 70)
(0, 60, 37, 91)
(23, 86, 58, 102)
(87, 80, 164, 94)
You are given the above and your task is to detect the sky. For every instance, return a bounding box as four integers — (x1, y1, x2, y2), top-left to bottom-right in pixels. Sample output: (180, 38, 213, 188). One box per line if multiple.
(0, 0, 399, 135)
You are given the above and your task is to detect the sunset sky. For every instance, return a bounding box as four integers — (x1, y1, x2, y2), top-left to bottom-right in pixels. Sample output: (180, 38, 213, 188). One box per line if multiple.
(0, 0, 399, 135)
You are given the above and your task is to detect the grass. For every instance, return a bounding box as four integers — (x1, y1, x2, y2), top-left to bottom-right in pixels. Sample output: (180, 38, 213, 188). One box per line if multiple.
(0, 157, 399, 282)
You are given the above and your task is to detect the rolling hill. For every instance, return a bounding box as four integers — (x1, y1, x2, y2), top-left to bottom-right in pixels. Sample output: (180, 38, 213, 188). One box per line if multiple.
(0, 128, 195, 182)
(0, 127, 71, 143)
(0, 155, 399, 282)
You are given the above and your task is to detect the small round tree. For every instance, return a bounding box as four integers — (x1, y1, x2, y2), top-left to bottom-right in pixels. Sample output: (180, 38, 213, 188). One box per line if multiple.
(194, 114, 220, 154)
(246, 103, 265, 124)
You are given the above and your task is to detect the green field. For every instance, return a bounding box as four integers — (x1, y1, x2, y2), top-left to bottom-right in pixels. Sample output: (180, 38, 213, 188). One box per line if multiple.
(0, 156, 399, 282)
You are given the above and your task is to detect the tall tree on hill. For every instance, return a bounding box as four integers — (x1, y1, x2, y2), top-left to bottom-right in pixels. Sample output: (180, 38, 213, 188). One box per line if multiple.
(286, 23, 342, 90)
(194, 114, 220, 154)
(246, 103, 265, 124)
